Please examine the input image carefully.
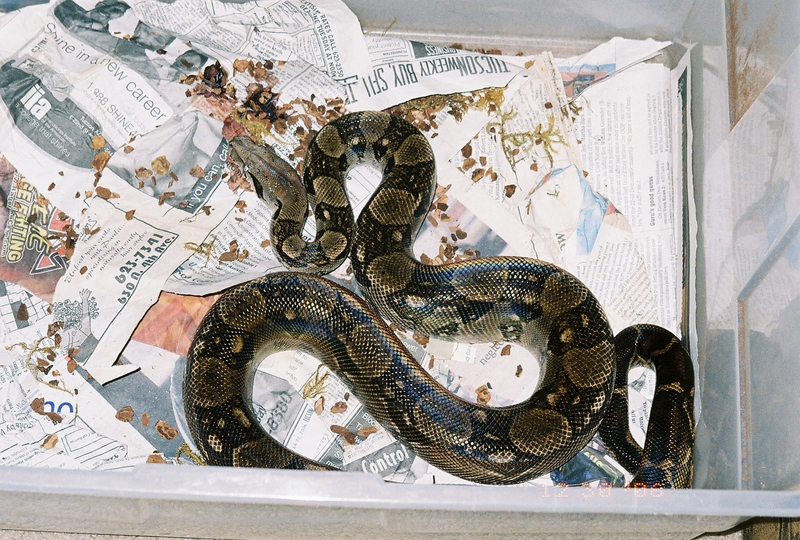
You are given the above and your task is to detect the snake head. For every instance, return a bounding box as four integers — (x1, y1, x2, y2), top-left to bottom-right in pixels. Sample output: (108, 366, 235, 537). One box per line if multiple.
(228, 136, 305, 205)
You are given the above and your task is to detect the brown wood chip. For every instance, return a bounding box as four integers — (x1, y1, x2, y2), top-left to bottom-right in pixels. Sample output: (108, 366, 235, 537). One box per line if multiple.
(41, 433, 59, 450)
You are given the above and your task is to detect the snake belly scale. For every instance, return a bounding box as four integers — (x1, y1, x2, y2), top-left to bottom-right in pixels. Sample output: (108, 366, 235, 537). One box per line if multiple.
(185, 111, 694, 486)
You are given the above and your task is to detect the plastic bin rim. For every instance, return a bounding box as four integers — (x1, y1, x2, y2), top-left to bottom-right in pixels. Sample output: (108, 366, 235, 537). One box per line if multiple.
(0, 465, 798, 517)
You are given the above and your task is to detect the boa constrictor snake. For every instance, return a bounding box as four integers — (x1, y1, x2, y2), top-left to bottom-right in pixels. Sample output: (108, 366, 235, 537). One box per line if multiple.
(184, 111, 695, 487)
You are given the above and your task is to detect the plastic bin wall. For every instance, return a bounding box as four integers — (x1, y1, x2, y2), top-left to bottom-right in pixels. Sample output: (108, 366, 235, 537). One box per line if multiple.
(1, 0, 800, 538)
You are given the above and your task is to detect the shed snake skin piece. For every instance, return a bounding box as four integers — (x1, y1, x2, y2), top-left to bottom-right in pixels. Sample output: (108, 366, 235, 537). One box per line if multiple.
(185, 111, 694, 487)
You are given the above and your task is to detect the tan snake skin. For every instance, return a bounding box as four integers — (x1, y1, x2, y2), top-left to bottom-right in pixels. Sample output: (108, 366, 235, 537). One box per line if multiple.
(184, 111, 694, 486)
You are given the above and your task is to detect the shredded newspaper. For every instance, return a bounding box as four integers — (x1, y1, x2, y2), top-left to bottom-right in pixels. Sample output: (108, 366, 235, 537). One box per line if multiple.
(0, 0, 691, 488)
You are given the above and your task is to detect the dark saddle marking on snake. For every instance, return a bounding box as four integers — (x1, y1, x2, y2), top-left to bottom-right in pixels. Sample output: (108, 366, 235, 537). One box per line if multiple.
(185, 111, 694, 486)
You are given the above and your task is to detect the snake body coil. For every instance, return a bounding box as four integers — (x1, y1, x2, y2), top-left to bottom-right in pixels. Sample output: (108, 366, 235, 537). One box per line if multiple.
(185, 111, 694, 487)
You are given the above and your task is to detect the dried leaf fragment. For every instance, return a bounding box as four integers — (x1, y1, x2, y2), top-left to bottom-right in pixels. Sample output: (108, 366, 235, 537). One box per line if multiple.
(413, 333, 430, 347)
(190, 165, 205, 178)
(95, 186, 119, 199)
(515, 365, 523, 377)
(30, 397, 63, 423)
(358, 426, 378, 438)
(158, 192, 175, 205)
(90, 135, 106, 149)
(501, 344, 512, 356)
(330, 425, 356, 444)
(91, 151, 110, 172)
(116, 405, 135, 422)
(135, 167, 153, 181)
(141, 412, 150, 427)
(151, 156, 171, 176)
(16, 303, 28, 321)
(475, 384, 491, 405)
(31, 397, 44, 414)
(330, 401, 348, 414)
(155, 420, 178, 440)
(504, 185, 517, 198)
(146, 452, 167, 464)
(125, 209, 136, 220)
(47, 321, 64, 337)
(314, 396, 325, 415)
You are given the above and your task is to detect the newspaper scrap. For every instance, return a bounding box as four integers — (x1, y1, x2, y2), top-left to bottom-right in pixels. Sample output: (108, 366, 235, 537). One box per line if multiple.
(0, 0, 691, 487)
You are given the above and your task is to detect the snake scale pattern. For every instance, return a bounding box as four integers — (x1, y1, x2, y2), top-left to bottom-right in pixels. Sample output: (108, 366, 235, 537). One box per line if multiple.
(185, 111, 695, 487)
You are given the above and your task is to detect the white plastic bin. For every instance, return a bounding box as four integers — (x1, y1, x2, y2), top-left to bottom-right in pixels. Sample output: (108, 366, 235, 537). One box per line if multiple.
(2, 0, 800, 538)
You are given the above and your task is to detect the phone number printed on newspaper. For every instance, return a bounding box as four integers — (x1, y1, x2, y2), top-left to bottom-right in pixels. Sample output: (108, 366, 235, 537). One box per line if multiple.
(115, 232, 175, 304)
(257, 391, 293, 434)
